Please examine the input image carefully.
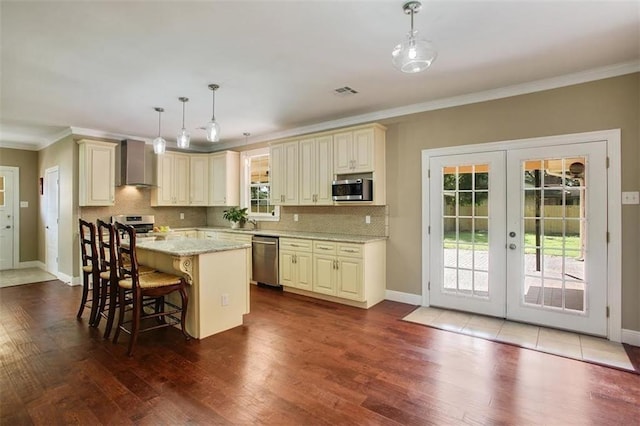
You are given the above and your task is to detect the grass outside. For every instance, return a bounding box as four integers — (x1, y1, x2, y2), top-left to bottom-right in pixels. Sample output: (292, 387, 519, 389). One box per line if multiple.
(444, 231, 581, 253)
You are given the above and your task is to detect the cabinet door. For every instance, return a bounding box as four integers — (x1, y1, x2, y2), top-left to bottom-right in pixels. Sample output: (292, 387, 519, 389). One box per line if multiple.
(333, 131, 353, 173)
(269, 144, 284, 204)
(299, 138, 316, 205)
(80, 143, 115, 206)
(280, 250, 295, 287)
(315, 135, 334, 205)
(190, 156, 209, 205)
(313, 254, 336, 296)
(173, 154, 190, 205)
(336, 256, 363, 301)
(296, 251, 313, 291)
(156, 153, 175, 205)
(282, 142, 299, 204)
(352, 128, 374, 172)
(209, 153, 227, 205)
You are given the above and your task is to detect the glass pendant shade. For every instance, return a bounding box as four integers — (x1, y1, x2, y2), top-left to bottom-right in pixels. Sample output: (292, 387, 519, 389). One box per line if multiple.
(153, 136, 166, 154)
(392, 30, 437, 73)
(177, 128, 190, 148)
(152, 107, 166, 154)
(176, 97, 190, 148)
(206, 84, 220, 142)
(206, 120, 220, 142)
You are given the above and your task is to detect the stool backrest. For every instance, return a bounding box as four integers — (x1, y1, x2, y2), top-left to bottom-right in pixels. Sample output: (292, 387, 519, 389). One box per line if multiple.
(79, 218, 98, 269)
(97, 219, 117, 275)
(114, 222, 140, 288)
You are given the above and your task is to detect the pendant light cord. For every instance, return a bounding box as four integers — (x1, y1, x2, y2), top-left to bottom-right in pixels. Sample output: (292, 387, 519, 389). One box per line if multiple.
(211, 89, 216, 121)
(182, 101, 186, 128)
(158, 110, 162, 136)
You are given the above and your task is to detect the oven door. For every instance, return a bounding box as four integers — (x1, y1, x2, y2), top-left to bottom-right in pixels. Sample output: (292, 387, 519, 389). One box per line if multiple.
(332, 179, 369, 201)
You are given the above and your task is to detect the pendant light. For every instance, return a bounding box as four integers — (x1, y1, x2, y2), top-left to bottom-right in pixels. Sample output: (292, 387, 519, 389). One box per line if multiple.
(152, 107, 166, 154)
(177, 97, 190, 149)
(391, 1, 437, 74)
(205, 84, 220, 142)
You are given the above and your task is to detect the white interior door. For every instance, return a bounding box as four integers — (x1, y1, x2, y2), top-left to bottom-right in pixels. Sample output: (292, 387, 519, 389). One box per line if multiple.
(505, 142, 608, 336)
(45, 167, 59, 275)
(428, 141, 608, 336)
(0, 168, 16, 270)
(429, 151, 506, 317)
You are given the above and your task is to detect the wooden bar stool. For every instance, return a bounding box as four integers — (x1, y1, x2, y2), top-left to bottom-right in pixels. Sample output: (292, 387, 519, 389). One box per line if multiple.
(112, 222, 190, 356)
(77, 219, 101, 326)
(96, 219, 157, 339)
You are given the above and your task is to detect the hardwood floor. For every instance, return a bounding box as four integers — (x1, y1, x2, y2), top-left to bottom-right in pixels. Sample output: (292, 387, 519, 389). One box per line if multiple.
(1, 280, 639, 425)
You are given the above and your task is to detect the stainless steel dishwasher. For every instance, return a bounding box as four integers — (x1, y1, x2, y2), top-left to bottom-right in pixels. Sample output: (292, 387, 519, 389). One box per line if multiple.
(252, 235, 280, 287)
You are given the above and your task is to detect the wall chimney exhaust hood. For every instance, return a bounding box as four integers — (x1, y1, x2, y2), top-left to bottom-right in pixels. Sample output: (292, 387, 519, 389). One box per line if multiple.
(119, 139, 153, 187)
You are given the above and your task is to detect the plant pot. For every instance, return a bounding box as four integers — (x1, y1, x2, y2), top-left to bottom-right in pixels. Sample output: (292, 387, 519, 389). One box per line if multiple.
(231, 221, 245, 229)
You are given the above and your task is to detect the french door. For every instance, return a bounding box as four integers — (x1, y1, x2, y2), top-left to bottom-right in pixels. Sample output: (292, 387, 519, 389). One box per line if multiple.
(429, 141, 608, 336)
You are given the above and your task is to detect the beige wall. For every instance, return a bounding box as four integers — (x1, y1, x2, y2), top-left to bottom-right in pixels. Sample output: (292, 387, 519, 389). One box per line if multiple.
(381, 73, 640, 331)
(0, 147, 39, 262)
(37, 135, 78, 279)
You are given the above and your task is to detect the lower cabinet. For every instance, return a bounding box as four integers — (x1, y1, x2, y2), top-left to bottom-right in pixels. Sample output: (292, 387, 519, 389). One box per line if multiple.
(312, 241, 364, 301)
(279, 238, 313, 291)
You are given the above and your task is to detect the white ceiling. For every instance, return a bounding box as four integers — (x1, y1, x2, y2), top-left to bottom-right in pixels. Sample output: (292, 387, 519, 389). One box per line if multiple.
(1, 1, 639, 152)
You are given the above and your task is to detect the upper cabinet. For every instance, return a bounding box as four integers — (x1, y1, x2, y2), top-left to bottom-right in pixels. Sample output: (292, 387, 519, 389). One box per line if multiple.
(209, 151, 240, 206)
(299, 135, 333, 205)
(333, 125, 384, 174)
(189, 155, 209, 206)
(78, 140, 117, 206)
(151, 152, 190, 206)
(270, 141, 299, 205)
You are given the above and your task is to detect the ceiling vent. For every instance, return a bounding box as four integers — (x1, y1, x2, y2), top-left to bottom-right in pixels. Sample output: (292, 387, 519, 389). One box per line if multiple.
(333, 86, 358, 96)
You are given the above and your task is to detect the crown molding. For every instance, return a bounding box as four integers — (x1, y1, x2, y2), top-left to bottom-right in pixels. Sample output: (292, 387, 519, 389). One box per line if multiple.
(0, 140, 42, 151)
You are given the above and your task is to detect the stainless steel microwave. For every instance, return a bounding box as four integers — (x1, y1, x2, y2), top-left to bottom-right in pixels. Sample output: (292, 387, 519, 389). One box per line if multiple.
(332, 179, 373, 201)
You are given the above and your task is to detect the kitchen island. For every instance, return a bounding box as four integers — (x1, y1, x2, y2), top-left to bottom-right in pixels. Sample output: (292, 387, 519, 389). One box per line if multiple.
(134, 239, 251, 339)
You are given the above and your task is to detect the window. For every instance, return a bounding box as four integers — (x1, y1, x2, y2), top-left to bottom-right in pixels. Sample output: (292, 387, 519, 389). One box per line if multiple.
(241, 148, 279, 220)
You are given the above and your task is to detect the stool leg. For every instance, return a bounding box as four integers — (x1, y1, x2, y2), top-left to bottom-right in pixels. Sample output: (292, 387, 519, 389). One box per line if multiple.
(94, 276, 109, 329)
(76, 271, 89, 320)
(127, 289, 142, 357)
(89, 269, 101, 327)
(113, 287, 126, 344)
(103, 277, 118, 339)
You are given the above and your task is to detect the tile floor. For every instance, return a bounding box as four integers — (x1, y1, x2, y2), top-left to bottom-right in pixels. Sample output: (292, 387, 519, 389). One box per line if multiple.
(404, 306, 635, 372)
(0, 267, 57, 288)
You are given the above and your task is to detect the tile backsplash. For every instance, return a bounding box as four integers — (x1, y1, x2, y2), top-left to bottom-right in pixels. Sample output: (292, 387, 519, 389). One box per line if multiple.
(79, 186, 207, 227)
(207, 205, 388, 237)
(81, 186, 388, 237)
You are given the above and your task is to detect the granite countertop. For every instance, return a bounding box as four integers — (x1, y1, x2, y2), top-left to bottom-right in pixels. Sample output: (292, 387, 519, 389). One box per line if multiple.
(136, 238, 251, 256)
(191, 227, 388, 243)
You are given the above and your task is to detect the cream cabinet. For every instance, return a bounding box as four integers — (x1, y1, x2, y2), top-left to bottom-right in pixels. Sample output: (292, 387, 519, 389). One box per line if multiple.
(190, 156, 209, 206)
(209, 151, 240, 206)
(152, 152, 190, 206)
(312, 241, 363, 300)
(279, 238, 313, 291)
(78, 140, 116, 206)
(334, 127, 378, 173)
(270, 141, 298, 205)
(299, 135, 333, 205)
(305, 239, 386, 307)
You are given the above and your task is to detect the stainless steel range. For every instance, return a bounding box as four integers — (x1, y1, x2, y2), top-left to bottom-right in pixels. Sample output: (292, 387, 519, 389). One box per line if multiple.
(111, 215, 155, 236)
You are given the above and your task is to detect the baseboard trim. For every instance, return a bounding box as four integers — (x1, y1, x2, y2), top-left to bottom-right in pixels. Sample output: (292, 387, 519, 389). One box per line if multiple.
(621, 329, 640, 347)
(385, 290, 422, 306)
(56, 271, 80, 286)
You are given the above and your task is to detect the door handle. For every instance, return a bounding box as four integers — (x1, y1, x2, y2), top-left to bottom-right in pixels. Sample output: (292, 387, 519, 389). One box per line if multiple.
(5, 225, 11, 229)
(509, 243, 517, 250)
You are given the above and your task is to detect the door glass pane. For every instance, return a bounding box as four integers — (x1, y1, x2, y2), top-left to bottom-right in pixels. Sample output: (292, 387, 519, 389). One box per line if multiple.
(521, 156, 586, 313)
(0, 176, 4, 206)
(440, 164, 490, 298)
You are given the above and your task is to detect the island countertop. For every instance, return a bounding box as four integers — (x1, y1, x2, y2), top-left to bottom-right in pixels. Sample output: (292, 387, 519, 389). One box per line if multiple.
(136, 238, 251, 256)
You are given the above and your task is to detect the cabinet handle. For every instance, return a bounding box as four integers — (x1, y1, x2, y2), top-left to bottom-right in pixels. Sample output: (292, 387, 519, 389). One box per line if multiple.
(343, 249, 357, 253)
(318, 246, 331, 250)
(294, 254, 297, 264)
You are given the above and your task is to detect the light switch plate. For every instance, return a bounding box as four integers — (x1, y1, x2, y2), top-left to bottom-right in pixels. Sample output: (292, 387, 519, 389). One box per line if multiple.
(294, 214, 299, 222)
(20, 201, 28, 208)
(622, 191, 639, 205)
(365, 215, 371, 224)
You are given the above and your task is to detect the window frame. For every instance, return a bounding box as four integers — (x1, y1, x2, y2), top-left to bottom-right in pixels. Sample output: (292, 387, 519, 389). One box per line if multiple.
(240, 147, 280, 221)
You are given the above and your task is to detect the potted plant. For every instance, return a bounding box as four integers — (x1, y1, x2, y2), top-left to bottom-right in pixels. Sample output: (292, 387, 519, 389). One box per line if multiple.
(222, 206, 249, 229)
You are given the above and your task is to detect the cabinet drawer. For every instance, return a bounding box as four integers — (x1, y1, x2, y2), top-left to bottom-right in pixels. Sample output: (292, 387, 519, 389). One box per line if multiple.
(281, 238, 312, 252)
(337, 243, 362, 258)
(313, 241, 337, 254)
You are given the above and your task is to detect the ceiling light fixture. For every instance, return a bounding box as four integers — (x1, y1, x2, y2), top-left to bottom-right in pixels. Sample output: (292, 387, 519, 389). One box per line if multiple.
(391, 1, 437, 74)
(205, 84, 220, 142)
(152, 107, 166, 154)
(177, 97, 190, 149)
